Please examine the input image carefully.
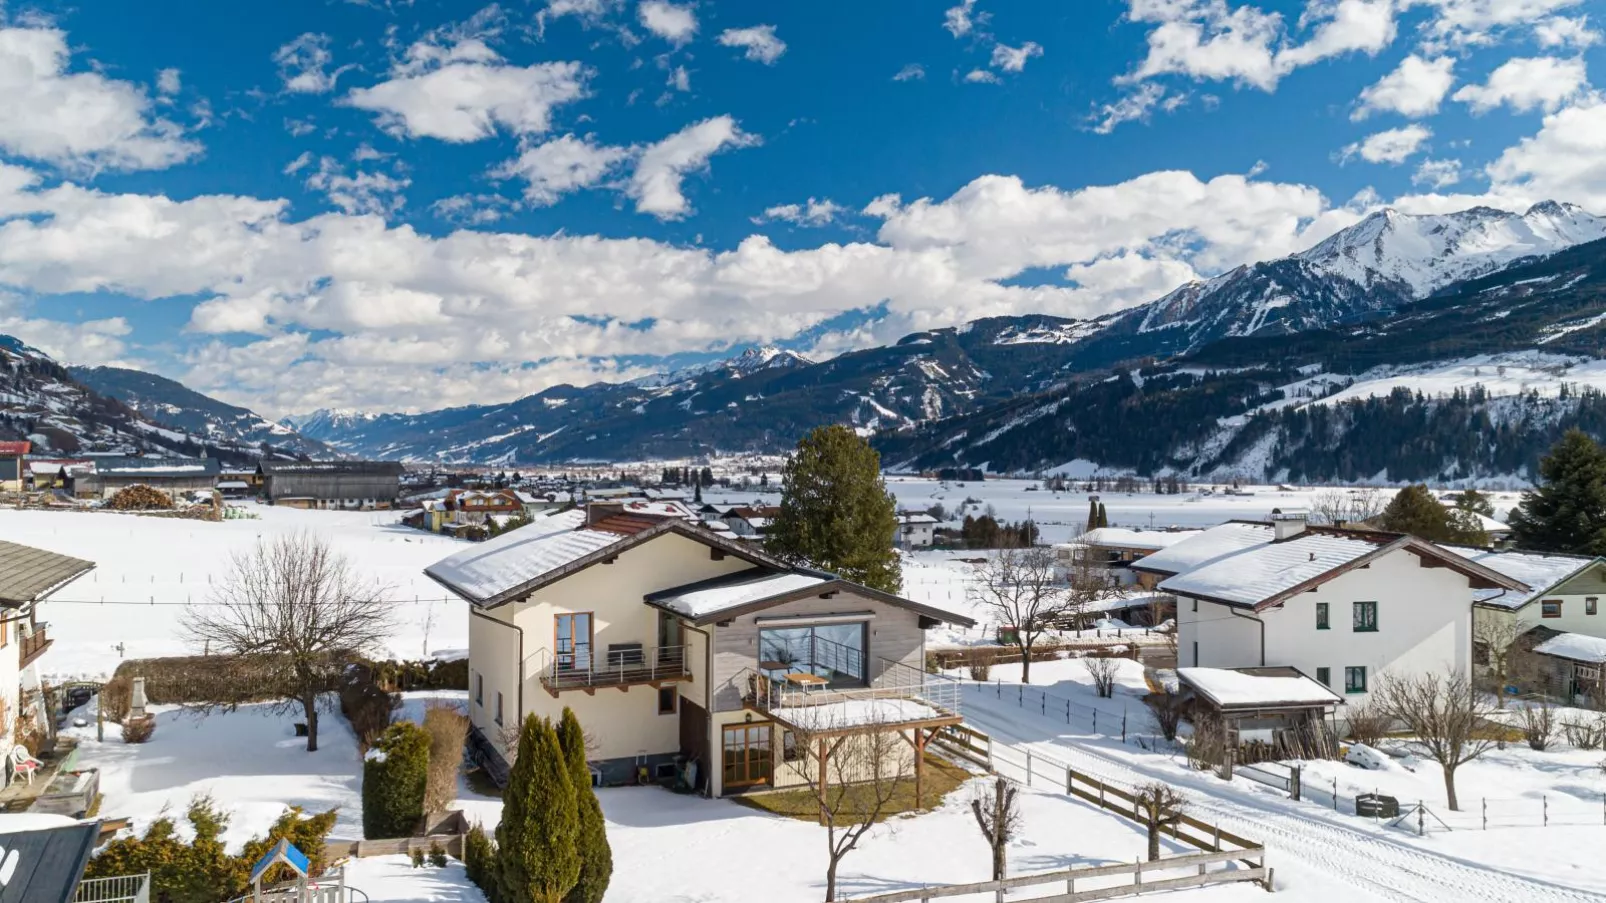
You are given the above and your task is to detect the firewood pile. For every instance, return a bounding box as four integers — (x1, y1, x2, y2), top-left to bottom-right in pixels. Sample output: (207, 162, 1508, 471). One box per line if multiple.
(105, 484, 174, 511)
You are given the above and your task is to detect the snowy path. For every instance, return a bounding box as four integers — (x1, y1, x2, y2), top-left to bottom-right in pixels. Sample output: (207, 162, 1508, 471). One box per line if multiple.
(961, 694, 1606, 903)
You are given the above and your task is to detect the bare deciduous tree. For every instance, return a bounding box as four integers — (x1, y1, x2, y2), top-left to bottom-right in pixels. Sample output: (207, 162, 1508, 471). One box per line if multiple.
(970, 544, 1074, 683)
(1373, 669, 1496, 810)
(970, 776, 1021, 882)
(1343, 698, 1390, 748)
(1135, 782, 1187, 861)
(1145, 691, 1182, 742)
(1518, 699, 1555, 751)
(1086, 655, 1120, 699)
(1311, 488, 1387, 526)
(1473, 616, 1524, 708)
(183, 533, 393, 752)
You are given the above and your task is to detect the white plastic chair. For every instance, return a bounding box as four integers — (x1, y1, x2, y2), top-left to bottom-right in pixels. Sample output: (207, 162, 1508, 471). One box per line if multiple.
(8, 745, 41, 787)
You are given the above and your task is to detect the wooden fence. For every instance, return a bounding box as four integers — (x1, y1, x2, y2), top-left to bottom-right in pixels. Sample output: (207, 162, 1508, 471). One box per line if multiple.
(842, 847, 1271, 902)
(323, 833, 464, 861)
(1063, 768, 1261, 857)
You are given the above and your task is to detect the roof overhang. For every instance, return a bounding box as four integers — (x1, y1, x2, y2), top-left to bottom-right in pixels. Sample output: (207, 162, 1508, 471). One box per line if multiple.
(646, 570, 976, 628)
(0, 542, 96, 608)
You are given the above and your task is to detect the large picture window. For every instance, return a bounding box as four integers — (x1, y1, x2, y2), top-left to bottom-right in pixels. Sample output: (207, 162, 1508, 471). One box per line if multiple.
(757, 622, 868, 686)
(556, 612, 593, 671)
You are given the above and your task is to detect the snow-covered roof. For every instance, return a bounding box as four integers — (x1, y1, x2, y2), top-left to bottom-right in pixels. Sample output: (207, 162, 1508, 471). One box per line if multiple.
(1441, 545, 1597, 610)
(1535, 632, 1606, 664)
(425, 510, 620, 604)
(1177, 667, 1343, 708)
(1472, 513, 1512, 533)
(768, 697, 953, 732)
(650, 570, 829, 619)
(898, 514, 939, 525)
(1068, 527, 1203, 551)
(216, 481, 250, 490)
(1160, 531, 1384, 607)
(1130, 522, 1274, 575)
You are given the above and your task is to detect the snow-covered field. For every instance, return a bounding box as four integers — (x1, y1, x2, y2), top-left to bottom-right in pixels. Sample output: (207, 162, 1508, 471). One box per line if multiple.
(0, 503, 468, 679)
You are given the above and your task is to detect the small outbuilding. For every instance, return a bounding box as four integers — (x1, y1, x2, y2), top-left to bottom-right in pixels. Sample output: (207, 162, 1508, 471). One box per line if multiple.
(1176, 666, 1343, 762)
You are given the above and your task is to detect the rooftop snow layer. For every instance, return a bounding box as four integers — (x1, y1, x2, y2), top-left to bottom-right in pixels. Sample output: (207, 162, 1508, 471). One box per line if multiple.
(1131, 522, 1274, 576)
(1535, 632, 1606, 664)
(768, 697, 950, 732)
(1067, 527, 1203, 551)
(1439, 545, 1595, 610)
(1178, 667, 1343, 707)
(1159, 532, 1382, 607)
(424, 509, 621, 604)
(653, 571, 830, 619)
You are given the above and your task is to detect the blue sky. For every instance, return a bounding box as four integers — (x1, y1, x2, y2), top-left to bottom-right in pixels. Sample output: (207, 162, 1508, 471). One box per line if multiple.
(0, 0, 1602, 417)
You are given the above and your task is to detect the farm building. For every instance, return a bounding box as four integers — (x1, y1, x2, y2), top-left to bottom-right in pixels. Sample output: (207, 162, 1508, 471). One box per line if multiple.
(258, 460, 404, 510)
(75, 457, 221, 500)
(0, 440, 28, 491)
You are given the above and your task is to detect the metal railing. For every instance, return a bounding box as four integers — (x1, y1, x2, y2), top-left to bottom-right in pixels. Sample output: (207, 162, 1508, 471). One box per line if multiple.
(757, 634, 867, 686)
(19, 622, 50, 668)
(742, 657, 964, 720)
(536, 643, 691, 692)
(75, 872, 150, 903)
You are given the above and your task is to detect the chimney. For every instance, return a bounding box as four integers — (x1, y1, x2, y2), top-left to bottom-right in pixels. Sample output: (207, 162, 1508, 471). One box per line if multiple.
(1271, 509, 1309, 541)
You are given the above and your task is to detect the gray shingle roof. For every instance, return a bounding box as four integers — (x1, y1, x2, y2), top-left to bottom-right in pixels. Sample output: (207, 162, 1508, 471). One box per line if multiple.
(0, 541, 94, 606)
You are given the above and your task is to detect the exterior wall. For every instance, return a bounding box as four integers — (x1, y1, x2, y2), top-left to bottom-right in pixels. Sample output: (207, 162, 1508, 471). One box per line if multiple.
(97, 475, 218, 499)
(0, 615, 19, 743)
(1497, 566, 1606, 637)
(704, 707, 920, 796)
(1176, 597, 1262, 669)
(266, 473, 400, 504)
(0, 456, 20, 492)
(707, 591, 928, 713)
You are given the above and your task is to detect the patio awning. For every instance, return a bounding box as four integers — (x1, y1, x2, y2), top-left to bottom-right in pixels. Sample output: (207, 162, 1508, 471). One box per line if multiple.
(0, 542, 95, 608)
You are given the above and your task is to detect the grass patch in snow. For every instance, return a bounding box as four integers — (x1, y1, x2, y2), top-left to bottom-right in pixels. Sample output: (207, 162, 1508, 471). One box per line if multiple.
(733, 756, 971, 823)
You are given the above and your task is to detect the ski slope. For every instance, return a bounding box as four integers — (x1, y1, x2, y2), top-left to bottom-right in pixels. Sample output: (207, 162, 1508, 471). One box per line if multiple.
(960, 688, 1606, 903)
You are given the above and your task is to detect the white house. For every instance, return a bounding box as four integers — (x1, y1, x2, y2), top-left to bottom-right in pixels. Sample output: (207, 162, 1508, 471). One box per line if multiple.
(426, 502, 973, 798)
(1056, 527, 1203, 588)
(895, 513, 938, 549)
(0, 542, 94, 744)
(1159, 514, 1525, 704)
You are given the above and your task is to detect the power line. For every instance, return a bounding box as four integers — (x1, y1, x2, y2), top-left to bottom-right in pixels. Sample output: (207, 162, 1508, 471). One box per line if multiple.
(40, 595, 465, 607)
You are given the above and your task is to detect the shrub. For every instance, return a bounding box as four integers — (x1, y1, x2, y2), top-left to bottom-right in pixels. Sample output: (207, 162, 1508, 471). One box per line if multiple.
(968, 649, 996, 682)
(1563, 714, 1606, 750)
(106, 484, 174, 511)
(1344, 700, 1390, 747)
(559, 708, 611, 903)
(1144, 692, 1182, 742)
(121, 715, 156, 744)
(100, 676, 133, 724)
(497, 715, 580, 903)
(114, 655, 292, 706)
(1085, 655, 1120, 698)
(340, 662, 400, 751)
(410, 847, 425, 868)
(463, 823, 498, 899)
(239, 806, 340, 886)
(362, 721, 431, 840)
(428, 840, 448, 868)
(1519, 700, 1555, 751)
(423, 701, 470, 814)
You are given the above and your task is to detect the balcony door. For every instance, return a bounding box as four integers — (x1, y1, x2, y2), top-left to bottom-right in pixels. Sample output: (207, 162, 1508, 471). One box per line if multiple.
(555, 612, 593, 673)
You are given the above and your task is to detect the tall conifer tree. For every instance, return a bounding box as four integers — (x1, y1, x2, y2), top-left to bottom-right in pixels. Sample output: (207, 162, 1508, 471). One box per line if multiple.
(1510, 430, 1606, 554)
(767, 425, 901, 593)
(558, 709, 612, 903)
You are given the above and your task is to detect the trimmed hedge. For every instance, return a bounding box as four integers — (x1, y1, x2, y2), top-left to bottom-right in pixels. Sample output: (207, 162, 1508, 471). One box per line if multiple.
(362, 721, 431, 840)
(340, 662, 400, 751)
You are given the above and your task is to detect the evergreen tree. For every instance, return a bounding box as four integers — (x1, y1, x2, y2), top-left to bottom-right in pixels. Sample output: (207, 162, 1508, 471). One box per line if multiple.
(558, 709, 612, 903)
(693, 475, 703, 504)
(1447, 488, 1495, 517)
(1377, 484, 1485, 544)
(362, 722, 431, 840)
(700, 466, 714, 486)
(1086, 498, 1098, 533)
(1096, 502, 1108, 528)
(1509, 430, 1606, 554)
(767, 425, 902, 593)
(498, 715, 581, 903)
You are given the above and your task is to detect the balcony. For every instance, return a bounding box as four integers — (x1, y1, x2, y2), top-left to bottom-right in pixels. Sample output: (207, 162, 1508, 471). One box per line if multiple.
(741, 657, 963, 737)
(537, 643, 692, 696)
(19, 622, 51, 670)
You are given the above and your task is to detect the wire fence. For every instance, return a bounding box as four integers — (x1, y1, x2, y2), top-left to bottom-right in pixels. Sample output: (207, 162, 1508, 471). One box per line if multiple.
(961, 677, 1177, 752)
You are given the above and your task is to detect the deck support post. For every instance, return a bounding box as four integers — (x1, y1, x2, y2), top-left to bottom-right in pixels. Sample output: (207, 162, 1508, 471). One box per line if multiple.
(817, 737, 830, 827)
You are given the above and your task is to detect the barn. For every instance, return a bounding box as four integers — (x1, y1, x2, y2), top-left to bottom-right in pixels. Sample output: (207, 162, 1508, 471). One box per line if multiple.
(78, 457, 221, 500)
(257, 460, 404, 510)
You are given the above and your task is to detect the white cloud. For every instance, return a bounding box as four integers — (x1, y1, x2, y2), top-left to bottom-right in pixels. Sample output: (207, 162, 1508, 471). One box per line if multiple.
(944, 0, 985, 38)
(1277, 0, 1396, 68)
(274, 33, 347, 94)
(156, 68, 181, 96)
(345, 40, 589, 142)
(1535, 15, 1600, 48)
(283, 151, 314, 175)
(1412, 157, 1463, 188)
(284, 118, 317, 137)
(893, 63, 926, 82)
(638, 1, 697, 45)
(628, 116, 759, 219)
(990, 41, 1043, 73)
(1486, 97, 1606, 209)
(1090, 83, 1170, 133)
(429, 193, 517, 226)
(666, 64, 690, 92)
(754, 198, 844, 227)
(0, 25, 200, 174)
(535, 0, 622, 36)
(301, 157, 410, 216)
(1352, 54, 1455, 120)
(1453, 56, 1590, 114)
(964, 69, 1001, 84)
(0, 295, 131, 366)
(718, 25, 786, 64)
(1415, 0, 1586, 51)
(1341, 124, 1432, 164)
(492, 134, 630, 205)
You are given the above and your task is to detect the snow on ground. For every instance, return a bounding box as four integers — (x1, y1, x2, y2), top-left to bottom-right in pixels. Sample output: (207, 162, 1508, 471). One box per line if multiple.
(0, 503, 468, 679)
(345, 856, 486, 903)
(960, 657, 1606, 900)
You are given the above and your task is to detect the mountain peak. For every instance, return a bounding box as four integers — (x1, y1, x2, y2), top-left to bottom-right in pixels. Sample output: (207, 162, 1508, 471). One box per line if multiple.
(726, 344, 812, 374)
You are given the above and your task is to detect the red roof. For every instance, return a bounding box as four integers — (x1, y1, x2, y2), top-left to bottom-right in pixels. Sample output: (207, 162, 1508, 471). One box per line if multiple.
(0, 441, 30, 456)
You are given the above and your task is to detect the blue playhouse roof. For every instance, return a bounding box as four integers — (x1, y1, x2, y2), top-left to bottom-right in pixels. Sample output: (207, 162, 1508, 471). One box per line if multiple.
(250, 838, 311, 883)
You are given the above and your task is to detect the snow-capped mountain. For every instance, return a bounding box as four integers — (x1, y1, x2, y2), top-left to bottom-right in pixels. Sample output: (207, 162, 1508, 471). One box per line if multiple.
(0, 338, 316, 462)
(70, 366, 339, 459)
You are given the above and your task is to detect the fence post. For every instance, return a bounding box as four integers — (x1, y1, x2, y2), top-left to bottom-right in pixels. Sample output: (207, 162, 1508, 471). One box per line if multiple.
(1093, 710, 1098, 733)
(1418, 803, 1424, 837)
(987, 736, 995, 771)
(1544, 795, 1549, 827)
(1026, 750, 1033, 786)
(1122, 711, 1127, 742)
(1066, 699, 1071, 724)
(1290, 765, 1300, 802)
(1066, 766, 1073, 794)
(1134, 857, 1143, 888)
(1042, 692, 1046, 716)
(1332, 779, 1338, 811)
(1019, 684, 1024, 706)
(1483, 798, 1487, 830)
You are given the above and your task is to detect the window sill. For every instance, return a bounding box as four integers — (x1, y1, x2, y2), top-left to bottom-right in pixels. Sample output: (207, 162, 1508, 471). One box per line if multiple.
(1345, 689, 1367, 695)
(1353, 627, 1378, 633)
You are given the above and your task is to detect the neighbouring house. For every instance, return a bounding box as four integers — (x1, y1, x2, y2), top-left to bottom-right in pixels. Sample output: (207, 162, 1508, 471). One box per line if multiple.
(75, 457, 221, 500)
(895, 513, 938, 549)
(1162, 512, 1526, 707)
(448, 489, 525, 524)
(512, 490, 569, 517)
(1055, 527, 1204, 589)
(0, 541, 94, 741)
(25, 458, 87, 491)
(426, 503, 974, 798)
(0, 441, 28, 492)
(258, 460, 404, 510)
(724, 506, 781, 539)
(1505, 627, 1606, 701)
(1174, 666, 1343, 761)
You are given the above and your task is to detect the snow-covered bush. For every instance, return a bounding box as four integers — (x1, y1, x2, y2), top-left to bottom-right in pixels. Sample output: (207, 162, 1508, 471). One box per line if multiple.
(121, 715, 155, 744)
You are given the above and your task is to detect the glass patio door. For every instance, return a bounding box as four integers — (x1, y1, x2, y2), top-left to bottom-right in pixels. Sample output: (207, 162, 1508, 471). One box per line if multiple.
(556, 612, 593, 672)
(722, 723, 772, 788)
